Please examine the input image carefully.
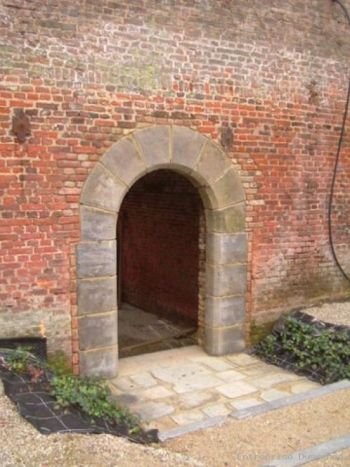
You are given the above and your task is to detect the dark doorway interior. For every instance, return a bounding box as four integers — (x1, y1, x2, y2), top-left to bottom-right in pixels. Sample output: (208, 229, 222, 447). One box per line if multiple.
(117, 170, 203, 357)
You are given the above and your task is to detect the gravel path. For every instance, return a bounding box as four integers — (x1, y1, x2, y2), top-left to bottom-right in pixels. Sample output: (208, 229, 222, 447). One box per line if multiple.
(305, 300, 350, 326)
(165, 388, 350, 466)
(0, 384, 200, 467)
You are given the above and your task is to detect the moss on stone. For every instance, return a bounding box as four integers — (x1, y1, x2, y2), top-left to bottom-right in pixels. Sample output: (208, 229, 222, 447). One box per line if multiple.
(47, 351, 72, 376)
(250, 320, 276, 345)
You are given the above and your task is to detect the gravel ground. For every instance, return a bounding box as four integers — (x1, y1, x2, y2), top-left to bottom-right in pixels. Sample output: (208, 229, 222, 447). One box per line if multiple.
(165, 388, 350, 467)
(0, 383, 200, 467)
(1, 382, 350, 466)
(305, 300, 350, 326)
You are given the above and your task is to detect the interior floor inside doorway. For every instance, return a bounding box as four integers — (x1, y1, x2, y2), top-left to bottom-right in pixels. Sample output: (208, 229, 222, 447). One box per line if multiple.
(118, 303, 197, 358)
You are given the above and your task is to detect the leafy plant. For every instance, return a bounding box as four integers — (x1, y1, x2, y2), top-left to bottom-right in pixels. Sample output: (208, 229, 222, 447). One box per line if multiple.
(5, 347, 34, 373)
(254, 316, 350, 384)
(4, 347, 45, 382)
(50, 375, 138, 428)
(47, 351, 72, 376)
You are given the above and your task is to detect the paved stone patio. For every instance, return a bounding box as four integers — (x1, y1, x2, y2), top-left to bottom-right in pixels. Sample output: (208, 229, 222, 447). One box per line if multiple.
(108, 346, 320, 432)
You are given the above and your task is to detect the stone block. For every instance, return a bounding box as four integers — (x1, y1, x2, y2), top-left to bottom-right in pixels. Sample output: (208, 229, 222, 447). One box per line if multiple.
(198, 185, 218, 209)
(81, 163, 126, 212)
(216, 380, 257, 398)
(260, 389, 290, 402)
(230, 398, 263, 410)
(80, 206, 117, 241)
(205, 295, 245, 327)
(171, 410, 205, 425)
(76, 241, 116, 278)
(133, 401, 175, 421)
(171, 126, 206, 168)
(140, 386, 174, 400)
(206, 203, 245, 234)
(202, 403, 231, 417)
(79, 346, 118, 378)
(79, 311, 117, 350)
(195, 141, 231, 185)
(133, 126, 171, 167)
(207, 232, 247, 264)
(204, 325, 245, 355)
(102, 137, 147, 186)
(77, 276, 117, 315)
(173, 374, 223, 394)
(206, 263, 247, 296)
(216, 369, 246, 382)
(212, 168, 245, 208)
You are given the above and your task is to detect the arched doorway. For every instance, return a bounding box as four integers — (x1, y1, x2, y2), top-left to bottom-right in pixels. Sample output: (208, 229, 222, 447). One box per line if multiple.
(77, 126, 247, 377)
(117, 169, 204, 357)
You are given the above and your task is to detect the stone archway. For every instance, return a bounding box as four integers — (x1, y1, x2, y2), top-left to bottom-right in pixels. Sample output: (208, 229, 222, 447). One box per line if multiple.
(77, 126, 247, 378)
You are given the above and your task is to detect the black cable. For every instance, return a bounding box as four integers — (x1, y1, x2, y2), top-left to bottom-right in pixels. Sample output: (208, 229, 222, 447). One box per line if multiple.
(328, 0, 350, 282)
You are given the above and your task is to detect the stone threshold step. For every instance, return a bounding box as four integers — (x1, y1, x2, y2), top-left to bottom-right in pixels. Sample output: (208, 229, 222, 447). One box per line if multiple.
(159, 379, 350, 442)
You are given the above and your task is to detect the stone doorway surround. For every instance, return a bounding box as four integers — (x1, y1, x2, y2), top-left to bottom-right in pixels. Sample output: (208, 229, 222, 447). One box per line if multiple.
(77, 126, 247, 378)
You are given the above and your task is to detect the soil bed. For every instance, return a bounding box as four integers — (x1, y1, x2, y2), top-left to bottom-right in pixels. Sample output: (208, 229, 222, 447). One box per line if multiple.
(0, 355, 158, 444)
(252, 310, 350, 384)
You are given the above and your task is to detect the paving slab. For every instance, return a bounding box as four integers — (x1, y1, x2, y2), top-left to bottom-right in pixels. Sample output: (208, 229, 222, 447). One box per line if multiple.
(133, 401, 175, 421)
(179, 391, 219, 409)
(216, 381, 258, 398)
(260, 389, 291, 402)
(171, 410, 206, 426)
(109, 346, 322, 431)
(202, 403, 231, 417)
(139, 386, 174, 400)
(230, 397, 264, 410)
(129, 372, 157, 388)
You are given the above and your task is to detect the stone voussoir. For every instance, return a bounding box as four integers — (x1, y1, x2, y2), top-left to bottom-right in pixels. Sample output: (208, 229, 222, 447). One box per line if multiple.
(101, 137, 147, 187)
(171, 126, 207, 169)
(194, 140, 232, 185)
(80, 163, 126, 213)
(205, 203, 245, 234)
(212, 168, 245, 209)
(133, 126, 171, 167)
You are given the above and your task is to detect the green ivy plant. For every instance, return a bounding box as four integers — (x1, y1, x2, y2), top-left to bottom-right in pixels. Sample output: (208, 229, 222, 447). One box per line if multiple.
(50, 375, 139, 428)
(1, 348, 140, 432)
(254, 316, 350, 384)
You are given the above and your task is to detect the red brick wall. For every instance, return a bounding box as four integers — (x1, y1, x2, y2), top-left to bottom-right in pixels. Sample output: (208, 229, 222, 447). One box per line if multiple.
(118, 170, 201, 324)
(0, 0, 350, 367)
